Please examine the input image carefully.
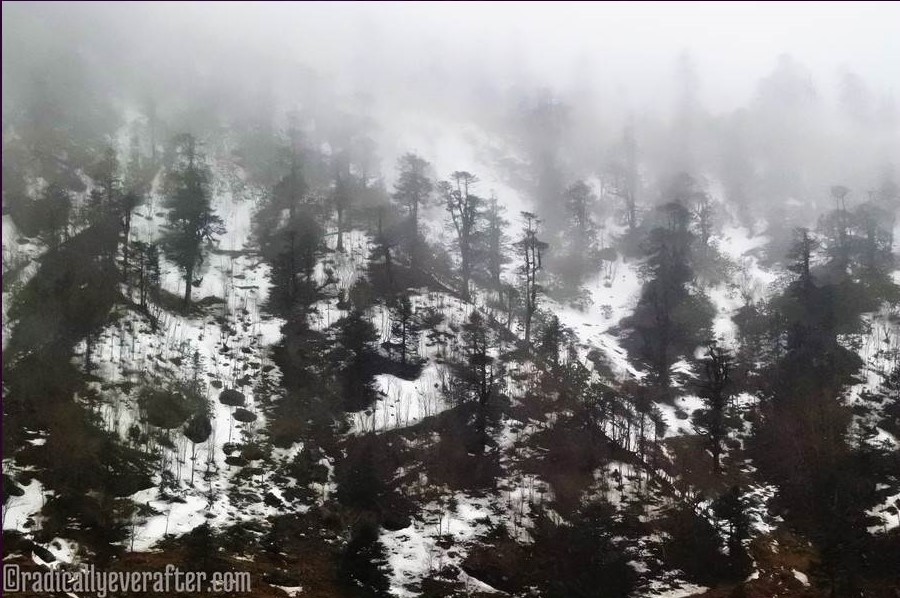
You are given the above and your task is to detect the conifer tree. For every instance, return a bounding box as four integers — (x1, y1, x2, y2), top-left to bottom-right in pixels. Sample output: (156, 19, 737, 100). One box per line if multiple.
(392, 153, 433, 270)
(516, 211, 549, 346)
(160, 134, 224, 308)
(440, 171, 483, 299)
(388, 295, 421, 366)
(484, 194, 510, 289)
(331, 309, 380, 411)
(621, 202, 713, 390)
(692, 341, 735, 473)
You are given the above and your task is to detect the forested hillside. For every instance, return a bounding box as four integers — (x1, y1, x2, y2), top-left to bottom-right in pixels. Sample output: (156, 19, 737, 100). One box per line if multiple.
(3, 3, 900, 597)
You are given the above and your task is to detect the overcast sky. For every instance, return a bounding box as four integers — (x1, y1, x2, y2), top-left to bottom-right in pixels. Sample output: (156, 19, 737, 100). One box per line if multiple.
(6, 1, 899, 114)
(139, 1, 900, 110)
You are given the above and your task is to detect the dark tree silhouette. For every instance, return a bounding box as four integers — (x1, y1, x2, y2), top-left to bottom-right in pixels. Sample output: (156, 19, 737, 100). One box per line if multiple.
(621, 202, 713, 390)
(692, 341, 735, 473)
(160, 134, 224, 308)
(516, 211, 549, 346)
(392, 153, 433, 270)
(440, 171, 483, 299)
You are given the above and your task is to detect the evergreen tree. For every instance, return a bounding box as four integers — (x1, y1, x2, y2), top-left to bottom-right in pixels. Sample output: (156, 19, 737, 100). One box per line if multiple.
(392, 153, 433, 270)
(36, 183, 72, 248)
(120, 131, 150, 276)
(160, 134, 224, 308)
(483, 194, 510, 289)
(254, 142, 330, 313)
(773, 226, 866, 369)
(88, 146, 121, 217)
(131, 240, 161, 308)
(331, 309, 380, 411)
(853, 201, 894, 284)
(366, 204, 406, 297)
(439, 171, 483, 299)
(537, 314, 565, 372)
(515, 211, 549, 346)
(692, 341, 735, 473)
(557, 180, 600, 292)
(338, 519, 391, 597)
(621, 202, 713, 390)
(457, 310, 500, 447)
(711, 486, 752, 577)
(608, 123, 640, 231)
(818, 186, 853, 276)
(460, 311, 497, 408)
(387, 295, 421, 367)
(83, 146, 125, 262)
(752, 223, 881, 596)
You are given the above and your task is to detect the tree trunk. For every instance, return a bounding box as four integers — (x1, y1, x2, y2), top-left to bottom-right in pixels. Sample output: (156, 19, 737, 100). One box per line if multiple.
(410, 201, 419, 271)
(336, 208, 344, 253)
(184, 263, 193, 307)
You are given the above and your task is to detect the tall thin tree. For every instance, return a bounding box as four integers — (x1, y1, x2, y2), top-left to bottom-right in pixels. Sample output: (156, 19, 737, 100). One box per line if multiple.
(160, 134, 224, 308)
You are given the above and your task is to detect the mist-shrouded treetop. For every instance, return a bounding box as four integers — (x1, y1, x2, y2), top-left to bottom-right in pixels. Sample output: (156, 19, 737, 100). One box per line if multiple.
(3, 2, 897, 223)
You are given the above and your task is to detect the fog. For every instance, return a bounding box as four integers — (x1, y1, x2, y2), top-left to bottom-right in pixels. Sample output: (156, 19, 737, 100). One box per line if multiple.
(9, 4, 900, 592)
(4, 1, 900, 230)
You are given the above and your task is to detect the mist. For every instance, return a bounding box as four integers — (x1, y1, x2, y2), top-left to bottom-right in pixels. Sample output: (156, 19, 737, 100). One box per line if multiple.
(5, 1, 898, 222)
(5, 4, 900, 595)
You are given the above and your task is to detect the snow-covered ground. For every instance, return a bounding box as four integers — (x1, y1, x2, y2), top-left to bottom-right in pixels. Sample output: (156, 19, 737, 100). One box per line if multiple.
(709, 225, 777, 345)
(1, 475, 47, 533)
(13, 155, 298, 552)
(551, 252, 645, 381)
(2, 214, 46, 351)
(352, 363, 450, 434)
(381, 494, 495, 597)
(657, 395, 705, 438)
(7, 109, 898, 598)
(123, 159, 293, 550)
(379, 415, 560, 595)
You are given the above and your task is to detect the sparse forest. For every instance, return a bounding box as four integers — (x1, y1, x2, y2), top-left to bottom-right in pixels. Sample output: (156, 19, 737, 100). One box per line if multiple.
(3, 3, 900, 597)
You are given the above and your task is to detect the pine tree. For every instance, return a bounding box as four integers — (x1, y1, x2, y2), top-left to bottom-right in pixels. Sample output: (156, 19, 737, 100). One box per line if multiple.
(388, 295, 421, 366)
(692, 341, 735, 473)
(607, 123, 641, 231)
(853, 201, 894, 283)
(36, 183, 71, 248)
(84, 146, 125, 264)
(484, 194, 510, 289)
(339, 519, 392, 597)
(711, 486, 751, 576)
(558, 180, 600, 291)
(515, 211, 549, 346)
(131, 241, 161, 308)
(392, 153, 433, 270)
(458, 311, 499, 447)
(369, 203, 405, 296)
(536, 314, 567, 374)
(160, 134, 224, 308)
(440, 171, 483, 299)
(460, 311, 497, 407)
(331, 309, 380, 411)
(621, 202, 713, 390)
(91, 146, 121, 212)
(121, 131, 149, 277)
(787, 226, 816, 294)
